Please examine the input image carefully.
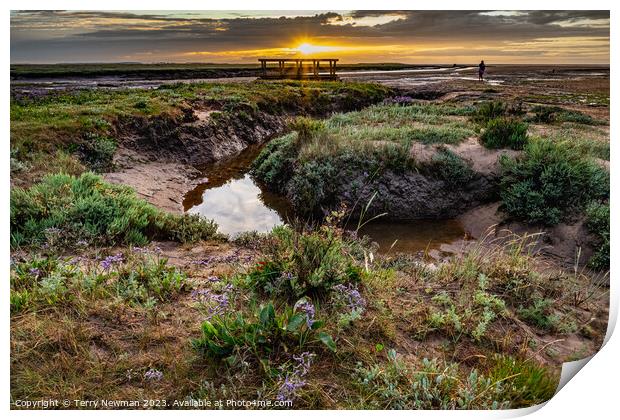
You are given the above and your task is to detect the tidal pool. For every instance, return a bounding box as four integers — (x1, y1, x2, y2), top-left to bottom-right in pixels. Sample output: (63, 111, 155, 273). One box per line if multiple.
(183, 144, 292, 236)
(183, 144, 466, 252)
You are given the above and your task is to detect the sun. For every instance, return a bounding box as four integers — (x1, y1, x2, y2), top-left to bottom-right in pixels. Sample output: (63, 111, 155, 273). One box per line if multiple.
(296, 42, 339, 55)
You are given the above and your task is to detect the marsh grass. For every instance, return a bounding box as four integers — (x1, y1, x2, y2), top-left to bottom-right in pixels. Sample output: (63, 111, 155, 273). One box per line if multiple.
(10, 172, 220, 249)
(10, 224, 607, 408)
(11, 81, 391, 185)
(499, 138, 609, 225)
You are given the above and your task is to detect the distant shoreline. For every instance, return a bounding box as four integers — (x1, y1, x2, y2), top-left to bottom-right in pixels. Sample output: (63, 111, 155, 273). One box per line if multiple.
(10, 63, 610, 80)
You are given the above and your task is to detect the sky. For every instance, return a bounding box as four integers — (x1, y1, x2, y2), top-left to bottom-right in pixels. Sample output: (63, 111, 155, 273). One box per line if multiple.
(10, 10, 610, 64)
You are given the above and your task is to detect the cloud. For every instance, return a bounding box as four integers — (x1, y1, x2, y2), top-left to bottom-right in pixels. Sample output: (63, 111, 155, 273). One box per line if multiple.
(10, 10, 610, 64)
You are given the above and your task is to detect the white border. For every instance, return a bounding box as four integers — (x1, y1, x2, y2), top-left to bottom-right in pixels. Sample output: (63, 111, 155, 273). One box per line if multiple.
(3, 1, 617, 418)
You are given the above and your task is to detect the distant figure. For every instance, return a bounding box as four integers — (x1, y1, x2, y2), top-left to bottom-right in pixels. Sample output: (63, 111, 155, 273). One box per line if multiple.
(478, 60, 486, 81)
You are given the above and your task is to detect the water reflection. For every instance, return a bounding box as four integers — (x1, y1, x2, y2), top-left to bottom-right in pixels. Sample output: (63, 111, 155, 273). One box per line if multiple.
(356, 220, 466, 254)
(183, 144, 292, 236)
(183, 144, 467, 251)
(186, 174, 287, 235)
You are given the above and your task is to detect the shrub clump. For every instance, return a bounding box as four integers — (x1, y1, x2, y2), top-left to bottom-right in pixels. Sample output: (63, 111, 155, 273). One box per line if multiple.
(426, 148, 475, 186)
(480, 117, 529, 150)
(585, 201, 610, 270)
(76, 133, 117, 171)
(529, 105, 598, 125)
(192, 301, 336, 366)
(10, 172, 219, 248)
(248, 224, 364, 299)
(471, 101, 506, 124)
(499, 139, 609, 225)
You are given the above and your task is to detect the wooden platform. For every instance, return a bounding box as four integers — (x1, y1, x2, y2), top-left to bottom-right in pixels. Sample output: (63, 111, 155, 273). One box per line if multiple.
(258, 58, 339, 80)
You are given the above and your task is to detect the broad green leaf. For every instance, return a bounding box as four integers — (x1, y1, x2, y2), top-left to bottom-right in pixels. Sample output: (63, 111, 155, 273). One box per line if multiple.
(260, 303, 275, 325)
(286, 313, 306, 332)
(318, 332, 337, 352)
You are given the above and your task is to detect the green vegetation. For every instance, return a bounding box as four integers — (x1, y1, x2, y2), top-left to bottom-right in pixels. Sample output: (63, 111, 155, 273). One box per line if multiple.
(193, 301, 336, 365)
(585, 201, 610, 270)
(528, 105, 601, 125)
(480, 117, 529, 150)
(248, 224, 364, 299)
(487, 356, 558, 407)
(253, 103, 479, 215)
(428, 148, 475, 186)
(10, 218, 604, 408)
(10, 172, 219, 248)
(499, 139, 609, 225)
(11, 251, 187, 313)
(11, 80, 391, 185)
(471, 101, 507, 124)
(10, 75, 609, 409)
(353, 353, 557, 409)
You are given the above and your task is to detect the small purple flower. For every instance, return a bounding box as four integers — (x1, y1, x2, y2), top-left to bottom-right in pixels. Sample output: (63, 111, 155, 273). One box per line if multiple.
(144, 368, 163, 381)
(29, 267, 41, 277)
(192, 284, 233, 319)
(294, 299, 316, 328)
(207, 275, 221, 282)
(101, 253, 124, 271)
(276, 375, 307, 401)
(131, 246, 148, 254)
(383, 95, 414, 106)
(276, 352, 315, 402)
(291, 352, 315, 376)
(333, 284, 366, 312)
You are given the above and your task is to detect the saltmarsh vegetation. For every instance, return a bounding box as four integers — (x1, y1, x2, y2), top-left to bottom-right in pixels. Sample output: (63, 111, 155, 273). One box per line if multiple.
(12, 206, 600, 407)
(10, 80, 391, 186)
(10, 172, 220, 249)
(499, 138, 609, 226)
(10, 80, 609, 407)
(252, 103, 479, 215)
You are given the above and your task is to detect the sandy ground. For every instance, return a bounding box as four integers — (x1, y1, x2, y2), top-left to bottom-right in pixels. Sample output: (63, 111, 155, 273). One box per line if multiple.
(104, 147, 204, 214)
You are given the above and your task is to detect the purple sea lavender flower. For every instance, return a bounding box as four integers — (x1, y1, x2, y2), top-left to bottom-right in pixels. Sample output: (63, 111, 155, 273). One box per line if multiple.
(101, 253, 124, 271)
(191, 285, 233, 319)
(333, 284, 367, 312)
(294, 299, 316, 328)
(291, 352, 316, 376)
(276, 352, 316, 401)
(144, 368, 163, 381)
(276, 375, 307, 401)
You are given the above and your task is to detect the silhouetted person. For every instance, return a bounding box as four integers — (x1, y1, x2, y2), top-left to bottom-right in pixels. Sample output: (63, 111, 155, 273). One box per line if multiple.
(478, 60, 486, 81)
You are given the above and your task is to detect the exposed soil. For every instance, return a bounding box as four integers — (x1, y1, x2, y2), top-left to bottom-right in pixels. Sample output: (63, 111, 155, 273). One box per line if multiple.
(457, 202, 599, 271)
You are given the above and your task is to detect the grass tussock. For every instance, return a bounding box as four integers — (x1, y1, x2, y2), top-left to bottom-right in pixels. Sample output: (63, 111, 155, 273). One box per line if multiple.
(480, 117, 529, 150)
(10, 172, 220, 249)
(499, 138, 609, 225)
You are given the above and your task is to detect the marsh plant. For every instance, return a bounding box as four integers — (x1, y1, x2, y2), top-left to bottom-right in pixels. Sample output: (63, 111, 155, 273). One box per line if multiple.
(10, 172, 220, 248)
(499, 138, 609, 225)
(247, 224, 364, 299)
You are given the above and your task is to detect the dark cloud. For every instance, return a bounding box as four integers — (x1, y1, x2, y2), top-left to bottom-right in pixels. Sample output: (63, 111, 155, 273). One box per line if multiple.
(10, 10, 610, 63)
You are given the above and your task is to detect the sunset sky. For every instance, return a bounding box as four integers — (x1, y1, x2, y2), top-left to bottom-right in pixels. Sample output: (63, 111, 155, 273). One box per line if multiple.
(10, 10, 610, 64)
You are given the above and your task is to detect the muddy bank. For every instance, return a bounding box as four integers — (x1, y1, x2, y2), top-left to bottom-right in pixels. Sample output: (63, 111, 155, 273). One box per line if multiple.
(105, 85, 392, 212)
(104, 160, 202, 214)
(335, 168, 498, 220)
(457, 201, 597, 268)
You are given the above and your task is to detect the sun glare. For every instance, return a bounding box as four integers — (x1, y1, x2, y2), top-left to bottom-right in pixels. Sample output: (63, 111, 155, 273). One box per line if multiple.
(296, 42, 338, 55)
